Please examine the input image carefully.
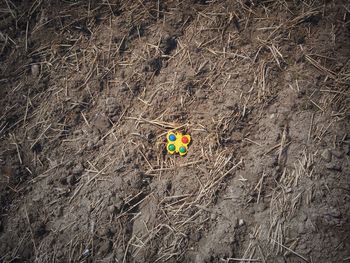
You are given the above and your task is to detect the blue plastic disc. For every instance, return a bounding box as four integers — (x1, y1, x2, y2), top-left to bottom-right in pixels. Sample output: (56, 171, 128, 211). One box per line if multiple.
(169, 134, 176, 141)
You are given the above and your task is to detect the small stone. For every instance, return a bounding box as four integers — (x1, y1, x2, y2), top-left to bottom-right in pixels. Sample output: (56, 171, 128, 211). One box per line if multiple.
(300, 212, 308, 222)
(285, 72, 292, 82)
(326, 207, 341, 218)
(55, 206, 63, 217)
(107, 205, 116, 214)
(96, 140, 104, 147)
(105, 97, 120, 117)
(115, 200, 123, 212)
(210, 213, 217, 220)
(298, 222, 306, 234)
(34, 222, 47, 237)
(190, 231, 202, 241)
(195, 88, 206, 99)
(101, 210, 109, 220)
(82, 248, 90, 257)
(68, 175, 77, 185)
(101, 254, 115, 262)
(72, 163, 84, 175)
(65, 160, 74, 168)
(31, 64, 40, 77)
(72, 224, 79, 232)
(231, 217, 238, 228)
(108, 226, 117, 236)
(97, 227, 109, 236)
(238, 219, 245, 226)
(275, 255, 286, 263)
(56, 250, 64, 259)
(331, 149, 343, 158)
(305, 218, 316, 232)
(256, 202, 267, 212)
(0, 245, 7, 257)
(93, 114, 110, 131)
(321, 149, 332, 162)
(21, 246, 33, 259)
(59, 176, 68, 185)
(325, 163, 342, 171)
(231, 132, 242, 142)
(73, 130, 82, 136)
(106, 97, 118, 106)
(98, 240, 112, 255)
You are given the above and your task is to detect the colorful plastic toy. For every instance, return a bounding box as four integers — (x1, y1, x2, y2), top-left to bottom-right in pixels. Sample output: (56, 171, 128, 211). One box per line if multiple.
(166, 132, 191, 156)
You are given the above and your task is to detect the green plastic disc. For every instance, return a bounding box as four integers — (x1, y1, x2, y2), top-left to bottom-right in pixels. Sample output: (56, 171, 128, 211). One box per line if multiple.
(179, 146, 186, 153)
(168, 144, 175, 151)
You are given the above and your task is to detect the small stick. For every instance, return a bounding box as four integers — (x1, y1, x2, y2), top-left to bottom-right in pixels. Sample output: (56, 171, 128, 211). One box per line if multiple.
(271, 239, 309, 263)
(307, 113, 314, 143)
(23, 93, 30, 126)
(255, 172, 266, 204)
(24, 206, 37, 256)
(14, 141, 22, 164)
(30, 124, 51, 149)
(4, 0, 16, 19)
(138, 149, 153, 170)
(244, 138, 262, 146)
(25, 21, 29, 52)
(81, 112, 91, 128)
(226, 258, 261, 262)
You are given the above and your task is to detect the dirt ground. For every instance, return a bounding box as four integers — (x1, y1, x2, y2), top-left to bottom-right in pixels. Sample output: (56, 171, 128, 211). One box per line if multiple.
(0, 0, 350, 262)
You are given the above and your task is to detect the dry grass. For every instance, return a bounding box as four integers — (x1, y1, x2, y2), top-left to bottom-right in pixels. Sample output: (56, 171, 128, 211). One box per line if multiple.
(0, 0, 349, 262)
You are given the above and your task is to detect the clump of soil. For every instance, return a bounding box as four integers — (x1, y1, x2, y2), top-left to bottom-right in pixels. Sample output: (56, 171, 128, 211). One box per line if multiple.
(0, 0, 350, 262)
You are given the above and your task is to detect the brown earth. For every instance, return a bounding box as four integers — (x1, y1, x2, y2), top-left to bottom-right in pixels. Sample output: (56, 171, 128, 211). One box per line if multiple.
(0, 0, 350, 262)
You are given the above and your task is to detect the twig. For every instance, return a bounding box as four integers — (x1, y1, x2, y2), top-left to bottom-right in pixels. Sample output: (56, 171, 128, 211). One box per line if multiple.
(271, 239, 309, 263)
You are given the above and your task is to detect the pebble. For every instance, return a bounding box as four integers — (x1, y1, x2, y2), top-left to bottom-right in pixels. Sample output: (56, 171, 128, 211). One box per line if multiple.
(98, 240, 112, 255)
(72, 224, 79, 232)
(275, 255, 286, 263)
(72, 163, 84, 175)
(331, 149, 343, 158)
(298, 222, 306, 234)
(68, 175, 77, 185)
(59, 176, 68, 185)
(108, 226, 117, 236)
(325, 163, 342, 171)
(107, 205, 116, 214)
(190, 231, 202, 242)
(82, 248, 90, 257)
(255, 202, 267, 213)
(195, 88, 206, 99)
(106, 97, 118, 105)
(325, 207, 341, 218)
(115, 199, 123, 212)
(321, 149, 332, 162)
(73, 130, 82, 136)
(238, 219, 245, 226)
(93, 114, 110, 131)
(97, 227, 109, 236)
(55, 206, 63, 217)
(105, 97, 120, 116)
(231, 217, 238, 228)
(285, 72, 292, 82)
(305, 218, 316, 232)
(31, 64, 40, 77)
(300, 212, 308, 222)
(231, 132, 242, 142)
